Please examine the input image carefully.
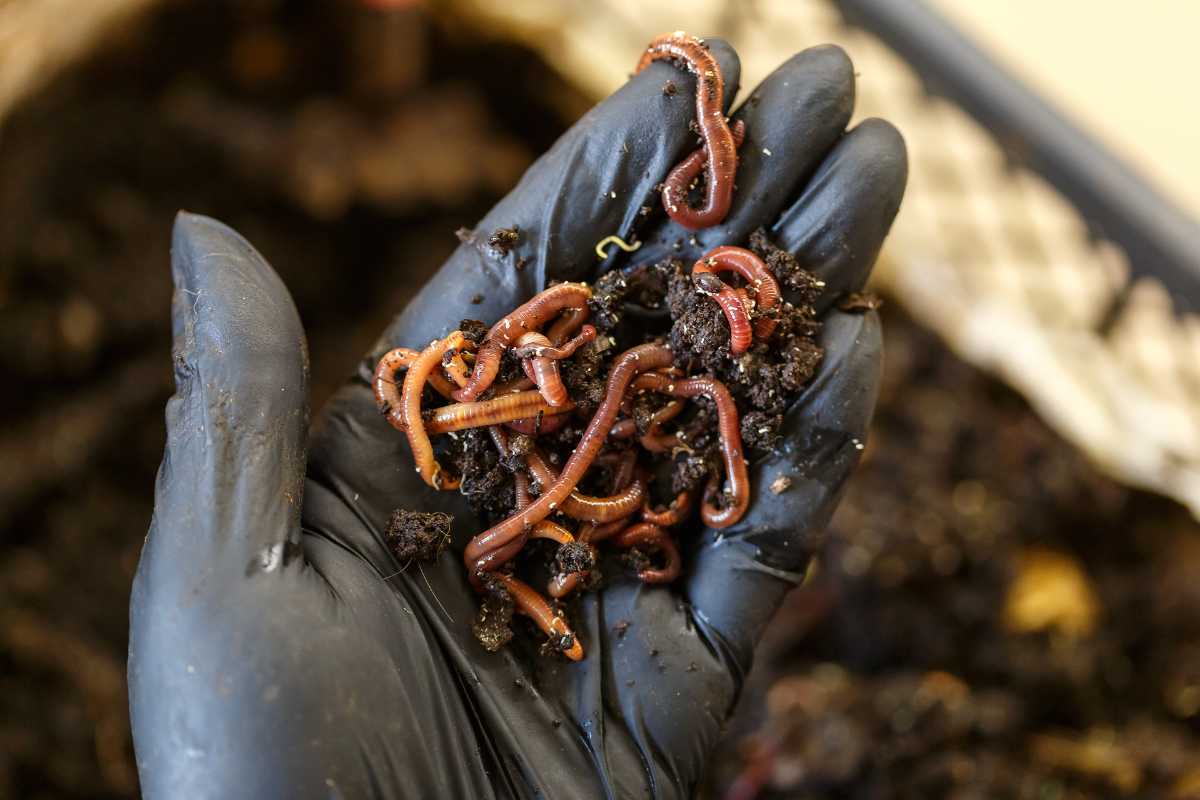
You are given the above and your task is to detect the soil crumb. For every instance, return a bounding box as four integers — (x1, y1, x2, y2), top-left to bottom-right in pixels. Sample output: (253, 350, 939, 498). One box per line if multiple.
(386, 509, 452, 563)
(488, 225, 520, 255)
(472, 575, 515, 652)
(556, 541, 595, 574)
(838, 291, 883, 312)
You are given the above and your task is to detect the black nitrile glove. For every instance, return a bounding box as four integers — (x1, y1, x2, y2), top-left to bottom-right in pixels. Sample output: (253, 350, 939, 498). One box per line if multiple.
(129, 39, 906, 799)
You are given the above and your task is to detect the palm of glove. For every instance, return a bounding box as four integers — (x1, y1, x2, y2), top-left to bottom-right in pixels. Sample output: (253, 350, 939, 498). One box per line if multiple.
(130, 40, 905, 799)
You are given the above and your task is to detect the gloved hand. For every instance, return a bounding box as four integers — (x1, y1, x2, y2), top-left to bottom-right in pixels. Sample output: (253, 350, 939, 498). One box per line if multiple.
(129, 38, 905, 799)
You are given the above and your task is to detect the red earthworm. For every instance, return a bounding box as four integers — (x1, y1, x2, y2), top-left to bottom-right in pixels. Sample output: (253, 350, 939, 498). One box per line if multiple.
(659, 120, 747, 230)
(399, 333, 468, 489)
(610, 418, 636, 439)
(513, 469, 532, 511)
(613, 522, 681, 584)
(694, 246, 781, 340)
(524, 448, 647, 523)
(632, 372, 749, 528)
(455, 283, 593, 401)
(492, 375, 535, 395)
(515, 332, 569, 407)
(505, 412, 570, 436)
(642, 490, 694, 527)
(547, 305, 590, 346)
(513, 325, 597, 360)
(471, 533, 527, 580)
(441, 343, 476, 389)
(424, 391, 574, 435)
(464, 343, 674, 572)
(636, 32, 741, 230)
(639, 432, 682, 453)
(693, 271, 753, 354)
(529, 520, 575, 545)
(547, 451, 639, 599)
(493, 573, 583, 661)
(373, 348, 457, 425)
(585, 517, 633, 543)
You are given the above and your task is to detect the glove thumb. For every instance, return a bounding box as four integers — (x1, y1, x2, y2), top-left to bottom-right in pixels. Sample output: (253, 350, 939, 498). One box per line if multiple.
(136, 211, 310, 593)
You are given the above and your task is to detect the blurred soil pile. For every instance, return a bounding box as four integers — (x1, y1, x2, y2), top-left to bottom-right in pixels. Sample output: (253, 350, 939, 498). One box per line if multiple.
(1, 2, 1197, 798)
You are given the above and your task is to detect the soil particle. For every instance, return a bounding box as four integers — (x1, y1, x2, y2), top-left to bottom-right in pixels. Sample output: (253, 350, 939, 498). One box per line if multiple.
(556, 541, 595, 574)
(769, 474, 792, 495)
(450, 428, 515, 522)
(613, 619, 631, 638)
(487, 225, 520, 256)
(385, 509, 452, 563)
(470, 293, 484, 305)
(741, 410, 783, 455)
(472, 575, 515, 652)
(559, 337, 612, 418)
(838, 291, 883, 312)
(458, 318, 488, 345)
(663, 80, 678, 96)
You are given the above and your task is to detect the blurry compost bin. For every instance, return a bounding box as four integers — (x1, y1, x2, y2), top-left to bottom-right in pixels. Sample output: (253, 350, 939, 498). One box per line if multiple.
(442, 0, 1200, 519)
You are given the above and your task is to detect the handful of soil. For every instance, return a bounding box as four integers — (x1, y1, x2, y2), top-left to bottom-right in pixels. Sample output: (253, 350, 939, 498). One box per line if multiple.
(372, 228, 825, 659)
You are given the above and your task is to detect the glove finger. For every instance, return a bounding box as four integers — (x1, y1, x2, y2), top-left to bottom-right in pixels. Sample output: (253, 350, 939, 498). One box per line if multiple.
(684, 309, 882, 666)
(771, 117, 908, 314)
(370, 38, 742, 357)
(136, 212, 310, 589)
(637, 44, 856, 263)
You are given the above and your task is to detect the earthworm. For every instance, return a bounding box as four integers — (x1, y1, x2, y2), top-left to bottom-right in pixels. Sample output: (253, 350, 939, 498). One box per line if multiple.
(632, 372, 749, 528)
(505, 412, 570, 436)
(399, 333, 469, 489)
(492, 573, 583, 661)
(441, 343, 476, 389)
(636, 32, 740, 229)
(610, 418, 637, 439)
(529, 520, 575, 545)
(693, 271, 753, 354)
(516, 332, 570, 407)
(548, 450, 639, 599)
(513, 325, 597, 360)
(656, 118, 746, 232)
(424, 391, 574, 435)
(455, 283, 593, 401)
(492, 375, 535, 395)
(373, 347, 457, 425)
(694, 246, 781, 340)
(464, 343, 674, 571)
(642, 490, 694, 527)
(524, 448, 647, 523)
(547, 306, 591, 346)
(613, 522, 681, 584)
(471, 533, 527, 579)
(513, 470, 532, 511)
(611, 398, 685, 438)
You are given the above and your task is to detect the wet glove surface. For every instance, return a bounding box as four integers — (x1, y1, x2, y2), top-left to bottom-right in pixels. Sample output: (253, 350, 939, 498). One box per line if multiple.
(129, 38, 906, 799)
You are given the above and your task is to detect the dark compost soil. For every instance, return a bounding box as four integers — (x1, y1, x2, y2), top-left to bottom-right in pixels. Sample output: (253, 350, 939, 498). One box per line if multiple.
(1, 1, 1197, 798)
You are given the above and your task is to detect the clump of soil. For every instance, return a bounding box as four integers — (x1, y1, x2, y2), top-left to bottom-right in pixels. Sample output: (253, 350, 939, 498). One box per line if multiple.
(556, 541, 595, 574)
(385, 509, 452, 562)
(570, 228, 826, 505)
(471, 575, 515, 652)
(487, 225, 520, 255)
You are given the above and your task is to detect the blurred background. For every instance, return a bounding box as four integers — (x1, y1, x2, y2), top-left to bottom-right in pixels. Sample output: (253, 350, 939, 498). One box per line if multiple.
(1, 0, 1198, 797)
